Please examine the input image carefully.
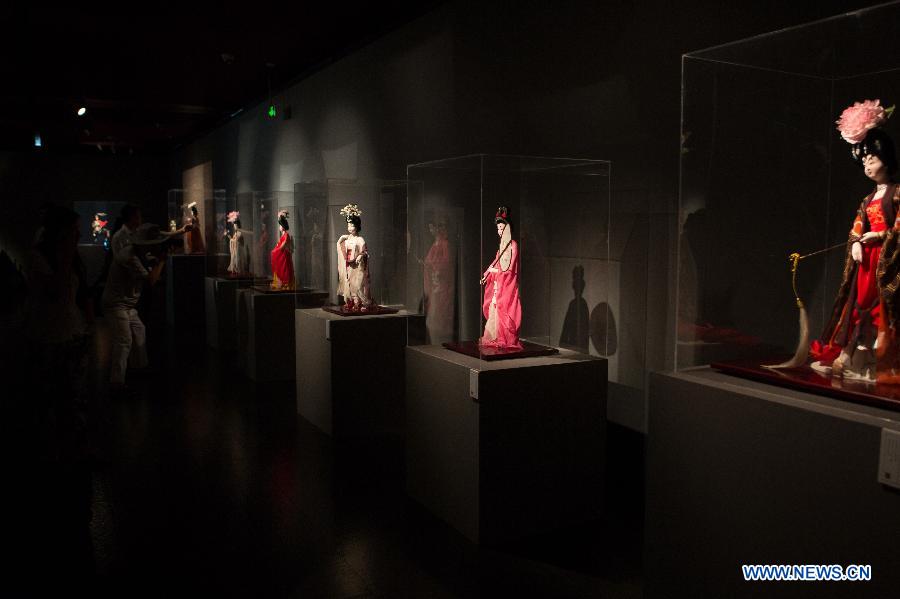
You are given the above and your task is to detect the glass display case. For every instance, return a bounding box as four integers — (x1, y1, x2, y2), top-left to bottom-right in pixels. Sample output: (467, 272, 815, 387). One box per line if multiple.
(214, 191, 258, 279)
(247, 191, 296, 289)
(295, 179, 406, 311)
(73, 200, 126, 288)
(407, 154, 611, 361)
(207, 192, 238, 277)
(73, 200, 125, 250)
(678, 2, 900, 408)
(167, 188, 226, 256)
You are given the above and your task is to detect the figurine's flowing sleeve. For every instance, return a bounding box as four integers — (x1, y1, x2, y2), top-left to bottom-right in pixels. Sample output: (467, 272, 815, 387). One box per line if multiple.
(359, 238, 368, 262)
(850, 212, 864, 240)
(893, 190, 900, 231)
(879, 188, 900, 326)
(336, 239, 347, 291)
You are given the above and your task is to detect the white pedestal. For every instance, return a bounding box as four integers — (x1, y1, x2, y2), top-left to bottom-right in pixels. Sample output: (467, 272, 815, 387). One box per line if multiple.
(646, 368, 900, 599)
(204, 277, 253, 350)
(406, 345, 606, 544)
(295, 308, 412, 438)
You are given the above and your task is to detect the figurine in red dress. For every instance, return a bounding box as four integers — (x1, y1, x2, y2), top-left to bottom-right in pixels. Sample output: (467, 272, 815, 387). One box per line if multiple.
(183, 202, 205, 254)
(818, 100, 900, 382)
(270, 210, 295, 290)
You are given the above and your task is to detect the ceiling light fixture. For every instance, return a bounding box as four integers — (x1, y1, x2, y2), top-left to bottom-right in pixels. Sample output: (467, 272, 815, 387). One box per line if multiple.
(77, 106, 87, 116)
(34, 133, 42, 148)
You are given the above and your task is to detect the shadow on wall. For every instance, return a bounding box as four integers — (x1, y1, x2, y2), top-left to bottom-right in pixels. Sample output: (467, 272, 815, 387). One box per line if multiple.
(559, 265, 618, 356)
(560, 265, 589, 352)
(591, 301, 617, 357)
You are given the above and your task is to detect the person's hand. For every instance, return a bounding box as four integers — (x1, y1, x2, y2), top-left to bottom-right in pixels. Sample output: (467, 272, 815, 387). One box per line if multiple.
(338, 234, 348, 242)
(479, 276, 486, 285)
(860, 231, 882, 244)
(852, 241, 863, 263)
(355, 254, 364, 265)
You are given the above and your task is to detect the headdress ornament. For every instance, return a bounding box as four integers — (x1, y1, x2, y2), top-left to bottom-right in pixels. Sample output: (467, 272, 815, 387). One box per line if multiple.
(340, 204, 363, 221)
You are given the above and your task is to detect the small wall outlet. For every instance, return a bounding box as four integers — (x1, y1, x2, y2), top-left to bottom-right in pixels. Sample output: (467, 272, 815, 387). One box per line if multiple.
(878, 428, 900, 490)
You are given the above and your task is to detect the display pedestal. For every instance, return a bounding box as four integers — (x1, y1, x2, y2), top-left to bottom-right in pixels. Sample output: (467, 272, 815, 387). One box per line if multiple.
(646, 368, 900, 599)
(406, 345, 606, 545)
(295, 308, 410, 439)
(205, 276, 254, 350)
(236, 289, 324, 382)
(165, 254, 205, 335)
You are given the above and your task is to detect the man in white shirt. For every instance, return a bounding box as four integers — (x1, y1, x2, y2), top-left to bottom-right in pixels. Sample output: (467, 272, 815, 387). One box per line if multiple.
(102, 206, 169, 393)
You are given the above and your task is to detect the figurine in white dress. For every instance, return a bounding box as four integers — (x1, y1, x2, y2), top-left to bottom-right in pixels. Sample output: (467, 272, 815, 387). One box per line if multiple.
(336, 204, 372, 312)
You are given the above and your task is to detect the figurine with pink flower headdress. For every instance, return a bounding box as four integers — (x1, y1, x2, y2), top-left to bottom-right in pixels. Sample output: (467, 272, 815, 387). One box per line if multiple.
(812, 99, 900, 383)
(224, 210, 251, 277)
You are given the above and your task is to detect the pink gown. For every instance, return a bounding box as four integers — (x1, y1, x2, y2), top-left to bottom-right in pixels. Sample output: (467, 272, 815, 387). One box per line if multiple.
(480, 239, 523, 349)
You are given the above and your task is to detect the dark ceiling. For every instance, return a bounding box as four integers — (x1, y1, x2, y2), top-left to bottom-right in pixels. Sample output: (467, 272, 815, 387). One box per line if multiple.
(1, 3, 441, 154)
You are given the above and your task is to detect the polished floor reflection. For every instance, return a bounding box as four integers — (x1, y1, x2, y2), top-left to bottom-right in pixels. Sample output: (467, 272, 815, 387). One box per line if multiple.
(3, 337, 643, 598)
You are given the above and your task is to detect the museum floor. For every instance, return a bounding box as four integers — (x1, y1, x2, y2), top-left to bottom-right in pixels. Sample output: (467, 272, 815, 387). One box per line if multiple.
(3, 331, 643, 598)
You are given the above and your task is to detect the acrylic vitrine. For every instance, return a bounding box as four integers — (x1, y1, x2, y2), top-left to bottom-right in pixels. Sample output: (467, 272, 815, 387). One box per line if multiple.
(166, 188, 225, 256)
(295, 179, 406, 311)
(246, 191, 297, 289)
(407, 154, 611, 361)
(73, 200, 126, 288)
(206, 192, 236, 276)
(678, 1, 900, 408)
(219, 192, 265, 280)
(73, 200, 125, 250)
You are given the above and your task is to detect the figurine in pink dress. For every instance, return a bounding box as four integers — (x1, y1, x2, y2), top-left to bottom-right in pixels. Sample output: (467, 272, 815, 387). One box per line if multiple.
(479, 206, 522, 349)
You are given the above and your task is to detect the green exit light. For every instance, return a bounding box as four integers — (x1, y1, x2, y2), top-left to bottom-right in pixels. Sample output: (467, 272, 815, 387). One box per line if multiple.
(268, 104, 276, 118)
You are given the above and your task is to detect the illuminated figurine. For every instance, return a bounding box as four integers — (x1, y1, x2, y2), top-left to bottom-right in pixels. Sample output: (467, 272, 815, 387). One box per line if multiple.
(479, 206, 522, 349)
(816, 100, 900, 382)
(336, 204, 372, 312)
(270, 210, 295, 290)
(224, 211, 250, 276)
(182, 201, 205, 254)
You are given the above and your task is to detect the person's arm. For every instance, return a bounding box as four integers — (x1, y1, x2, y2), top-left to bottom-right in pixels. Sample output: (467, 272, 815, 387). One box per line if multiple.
(147, 259, 165, 286)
